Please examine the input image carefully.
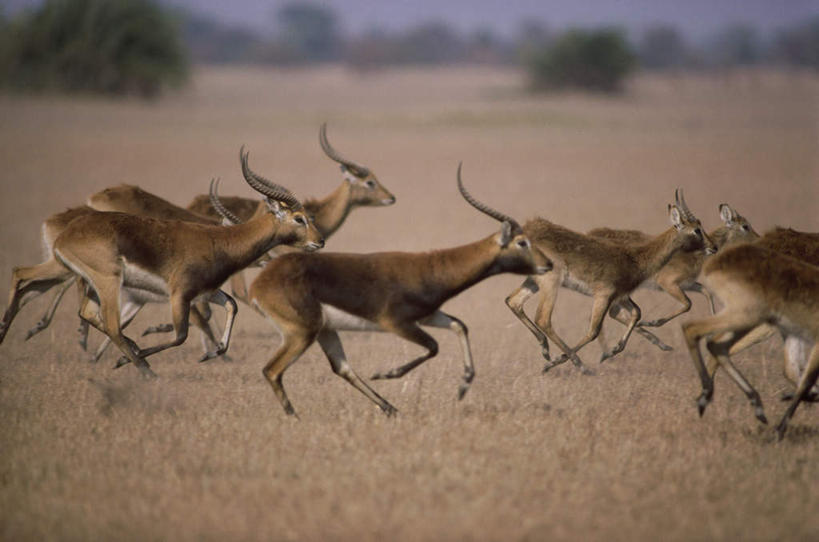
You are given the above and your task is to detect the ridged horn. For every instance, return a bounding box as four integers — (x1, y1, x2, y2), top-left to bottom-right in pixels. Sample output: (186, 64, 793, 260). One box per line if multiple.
(239, 145, 303, 212)
(674, 188, 695, 221)
(209, 178, 241, 225)
(319, 123, 371, 178)
(457, 162, 521, 232)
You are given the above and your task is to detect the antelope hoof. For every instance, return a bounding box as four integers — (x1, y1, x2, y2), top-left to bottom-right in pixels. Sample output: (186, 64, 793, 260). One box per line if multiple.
(220, 353, 233, 362)
(382, 403, 399, 417)
(580, 365, 595, 376)
(78, 336, 88, 352)
(25, 321, 46, 340)
(756, 410, 768, 425)
(114, 356, 131, 369)
(142, 323, 173, 336)
(457, 381, 472, 400)
(540, 345, 551, 362)
(775, 419, 788, 441)
(138, 365, 158, 379)
(542, 361, 557, 374)
(697, 394, 711, 417)
(371, 369, 400, 380)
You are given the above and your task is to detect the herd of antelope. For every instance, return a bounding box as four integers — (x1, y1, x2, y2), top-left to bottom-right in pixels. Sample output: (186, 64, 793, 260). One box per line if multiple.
(1, 124, 817, 440)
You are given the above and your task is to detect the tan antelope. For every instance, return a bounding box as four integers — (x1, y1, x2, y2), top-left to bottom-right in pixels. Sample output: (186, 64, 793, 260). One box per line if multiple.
(8, 185, 238, 362)
(589, 202, 758, 328)
(9, 148, 323, 377)
(245, 164, 551, 416)
(505, 189, 716, 374)
(701, 227, 819, 402)
(681, 242, 819, 440)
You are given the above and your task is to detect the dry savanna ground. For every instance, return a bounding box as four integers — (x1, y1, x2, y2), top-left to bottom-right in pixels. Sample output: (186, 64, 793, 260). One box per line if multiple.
(1, 67, 818, 541)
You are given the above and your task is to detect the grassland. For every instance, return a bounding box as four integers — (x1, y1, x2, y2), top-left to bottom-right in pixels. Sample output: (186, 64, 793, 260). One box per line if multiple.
(0, 66, 817, 541)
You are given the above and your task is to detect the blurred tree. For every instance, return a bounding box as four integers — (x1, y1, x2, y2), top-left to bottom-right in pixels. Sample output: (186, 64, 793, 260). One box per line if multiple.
(180, 10, 265, 64)
(527, 28, 636, 92)
(396, 21, 464, 64)
(638, 24, 688, 70)
(709, 24, 762, 66)
(0, 0, 188, 98)
(276, 2, 340, 63)
(772, 16, 819, 69)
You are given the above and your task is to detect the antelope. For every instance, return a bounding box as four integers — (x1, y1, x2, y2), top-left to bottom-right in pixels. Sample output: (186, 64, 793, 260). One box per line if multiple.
(39, 147, 322, 377)
(245, 164, 551, 417)
(681, 242, 819, 440)
(505, 189, 716, 374)
(589, 203, 759, 328)
(702, 227, 819, 401)
(186, 123, 395, 300)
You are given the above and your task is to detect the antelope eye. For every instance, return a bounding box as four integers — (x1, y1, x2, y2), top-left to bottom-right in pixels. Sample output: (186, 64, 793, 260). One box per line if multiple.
(517, 239, 530, 249)
(365, 180, 376, 189)
(294, 216, 306, 226)
(741, 224, 750, 231)
(694, 228, 702, 237)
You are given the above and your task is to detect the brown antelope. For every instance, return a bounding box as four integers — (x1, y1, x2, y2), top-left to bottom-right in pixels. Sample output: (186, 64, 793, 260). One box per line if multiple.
(589, 203, 759, 328)
(702, 227, 819, 402)
(187, 122, 395, 305)
(10, 185, 236, 361)
(245, 164, 551, 417)
(505, 189, 716, 374)
(20, 148, 323, 377)
(682, 242, 819, 440)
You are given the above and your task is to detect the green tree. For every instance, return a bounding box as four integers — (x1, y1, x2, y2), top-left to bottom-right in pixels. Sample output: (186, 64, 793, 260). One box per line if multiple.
(0, 0, 188, 98)
(527, 28, 635, 92)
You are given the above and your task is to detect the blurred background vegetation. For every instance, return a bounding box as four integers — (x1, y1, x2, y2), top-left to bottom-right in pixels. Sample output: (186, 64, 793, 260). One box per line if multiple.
(0, 0, 817, 98)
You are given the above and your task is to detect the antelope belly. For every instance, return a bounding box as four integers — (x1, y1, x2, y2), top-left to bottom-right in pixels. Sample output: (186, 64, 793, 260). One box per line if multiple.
(321, 305, 382, 332)
(122, 261, 169, 302)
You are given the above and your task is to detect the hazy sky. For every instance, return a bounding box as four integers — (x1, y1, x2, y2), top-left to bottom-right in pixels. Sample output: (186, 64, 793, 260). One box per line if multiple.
(4, 0, 818, 39)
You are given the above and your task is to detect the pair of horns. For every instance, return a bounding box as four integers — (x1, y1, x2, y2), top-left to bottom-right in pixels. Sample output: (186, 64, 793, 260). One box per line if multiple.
(319, 123, 371, 178)
(209, 178, 241, 225)
(457, 162, 522, 233)
(240, 145, 303, 212)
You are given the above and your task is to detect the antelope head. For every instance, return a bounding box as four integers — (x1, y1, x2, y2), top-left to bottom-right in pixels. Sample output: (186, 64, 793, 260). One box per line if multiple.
(457, 163, 552, 275)
(320, 123, 396, 207)
(719, 203, 759, 241)
(235, 146, 325, 252)
(669, 188, 717, 255)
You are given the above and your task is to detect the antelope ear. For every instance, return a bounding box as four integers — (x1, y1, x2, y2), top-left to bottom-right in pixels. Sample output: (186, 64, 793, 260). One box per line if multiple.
(265, 198, 286, 220)
(498, 221, 513, 246)
(669, 204, 683, 230)
(719, 203, 735, 225)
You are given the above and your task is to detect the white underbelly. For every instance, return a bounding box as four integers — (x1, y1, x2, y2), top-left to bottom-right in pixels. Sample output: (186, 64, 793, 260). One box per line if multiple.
(562, 274, 593, 296)
(322, 305, 383, 332)
(122, 261, 170, 303)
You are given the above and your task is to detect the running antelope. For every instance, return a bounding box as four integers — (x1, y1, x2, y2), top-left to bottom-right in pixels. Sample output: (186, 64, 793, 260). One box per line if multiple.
(702, 227, 819, 402)
(6, 185, 240, 361)
(37, 148, 322, 377)
(188, 123, 394, 254)
(682, 242, 819, 440)
(589, 202, 758, 328)
(245, 164, 551, 417)
(505, 189, 716, 374)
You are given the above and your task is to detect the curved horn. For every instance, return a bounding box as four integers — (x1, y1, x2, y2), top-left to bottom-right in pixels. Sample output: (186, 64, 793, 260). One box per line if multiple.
(239, 145, 303, 211)
(209, 178, 242, 225)
(457, 162, 521, 232)
(674, 188, 695, 221)
(319, 123, 371, 177)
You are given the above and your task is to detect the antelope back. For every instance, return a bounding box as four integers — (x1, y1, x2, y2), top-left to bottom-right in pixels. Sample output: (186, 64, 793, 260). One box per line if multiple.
(186, 194, 263, 223)
(88, 185, 214, 224)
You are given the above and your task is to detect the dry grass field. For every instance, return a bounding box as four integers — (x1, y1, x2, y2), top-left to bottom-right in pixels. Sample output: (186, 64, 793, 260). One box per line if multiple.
(0, 66, 818, 541)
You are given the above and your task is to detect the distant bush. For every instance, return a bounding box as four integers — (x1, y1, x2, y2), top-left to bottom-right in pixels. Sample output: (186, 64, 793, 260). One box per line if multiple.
(0, 0, 188, 98)
(527, 28, 635, 92)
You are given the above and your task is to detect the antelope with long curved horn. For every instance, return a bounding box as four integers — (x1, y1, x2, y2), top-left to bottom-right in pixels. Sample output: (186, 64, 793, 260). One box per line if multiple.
(8, 146, 324, 376)
(505, 188, 716, 374)
(246, 163, 551, 416)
